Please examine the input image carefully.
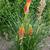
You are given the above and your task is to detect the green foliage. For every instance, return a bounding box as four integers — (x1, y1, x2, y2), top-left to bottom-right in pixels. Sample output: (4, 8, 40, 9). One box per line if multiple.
(0, 0, 50, 50)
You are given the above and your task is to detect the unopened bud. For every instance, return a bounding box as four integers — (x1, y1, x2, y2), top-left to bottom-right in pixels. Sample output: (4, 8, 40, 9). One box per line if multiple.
(28, 24, 33, 36)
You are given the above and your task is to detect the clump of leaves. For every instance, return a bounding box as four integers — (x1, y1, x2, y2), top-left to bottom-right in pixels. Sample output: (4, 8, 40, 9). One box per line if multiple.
(0, 0, 50, 50)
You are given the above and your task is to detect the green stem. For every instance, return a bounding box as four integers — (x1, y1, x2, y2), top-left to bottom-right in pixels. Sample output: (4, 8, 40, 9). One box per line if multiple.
(20, 39, 23, 50)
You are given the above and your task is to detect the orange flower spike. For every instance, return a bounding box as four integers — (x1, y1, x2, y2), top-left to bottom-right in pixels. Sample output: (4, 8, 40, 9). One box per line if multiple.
(29, 24, 33, 36)
(18, 25, 25, 38)
(26, 0, 32, 8)
(26, 0, 32, 3)
(24, 0, 32, 14)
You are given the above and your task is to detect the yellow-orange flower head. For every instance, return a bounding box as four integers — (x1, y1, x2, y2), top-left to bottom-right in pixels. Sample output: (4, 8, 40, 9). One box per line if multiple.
(24, 0, 32, 14)
(18, 26, 25, 38)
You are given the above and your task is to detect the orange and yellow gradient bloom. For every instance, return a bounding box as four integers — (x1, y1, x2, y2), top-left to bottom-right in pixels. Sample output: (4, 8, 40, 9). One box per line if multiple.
(18, 26, 25, 39)
(24, 0, 32, 14)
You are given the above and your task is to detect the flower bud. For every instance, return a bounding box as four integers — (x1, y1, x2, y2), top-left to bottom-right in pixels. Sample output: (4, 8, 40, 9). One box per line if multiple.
(18, 25, 25, 39)
(29, 24, 33, 36)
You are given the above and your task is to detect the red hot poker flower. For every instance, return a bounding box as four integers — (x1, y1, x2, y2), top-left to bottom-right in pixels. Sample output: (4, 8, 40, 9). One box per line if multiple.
(18, 26, 25, 39)
(24, 0, 32, 14)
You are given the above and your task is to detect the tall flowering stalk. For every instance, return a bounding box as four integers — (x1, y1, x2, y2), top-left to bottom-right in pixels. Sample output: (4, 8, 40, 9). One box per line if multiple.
(18, 24, 25, 50)
(18, 0, 32, 50)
